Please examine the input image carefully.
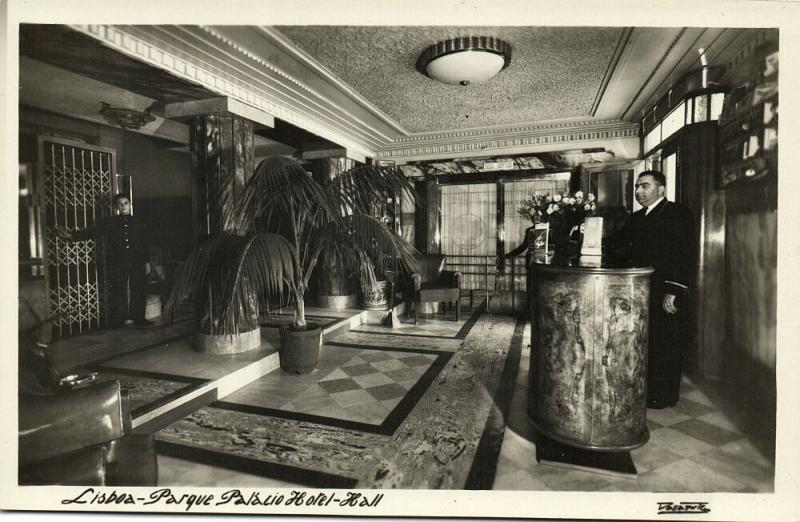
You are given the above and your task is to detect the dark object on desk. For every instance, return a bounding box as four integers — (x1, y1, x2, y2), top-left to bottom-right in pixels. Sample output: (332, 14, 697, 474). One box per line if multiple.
(409, 254, 462, 324)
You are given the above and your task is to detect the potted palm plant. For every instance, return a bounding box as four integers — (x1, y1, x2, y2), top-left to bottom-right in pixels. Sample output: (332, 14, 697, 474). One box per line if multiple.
(169, 156, 417, 373)
(165, 232, 296, 354)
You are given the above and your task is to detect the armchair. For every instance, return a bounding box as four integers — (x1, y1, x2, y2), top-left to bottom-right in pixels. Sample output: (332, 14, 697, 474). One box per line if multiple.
(409, 254, 462, 324)
(18, 312, 157, 486)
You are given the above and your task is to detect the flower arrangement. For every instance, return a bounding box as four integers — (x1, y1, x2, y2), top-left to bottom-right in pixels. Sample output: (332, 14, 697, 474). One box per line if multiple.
(517, 191, 597, 225)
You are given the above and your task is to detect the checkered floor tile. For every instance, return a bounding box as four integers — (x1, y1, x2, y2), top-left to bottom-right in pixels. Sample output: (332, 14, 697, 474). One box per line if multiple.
(218, 344, 437, 425)
(492, 341, 775, 493)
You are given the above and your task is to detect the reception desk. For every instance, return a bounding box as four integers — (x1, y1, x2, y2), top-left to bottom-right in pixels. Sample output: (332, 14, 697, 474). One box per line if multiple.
(528, 254, 653, 451)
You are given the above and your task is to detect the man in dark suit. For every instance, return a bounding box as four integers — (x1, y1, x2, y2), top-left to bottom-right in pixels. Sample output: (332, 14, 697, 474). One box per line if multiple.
(606, 171, 696, 409)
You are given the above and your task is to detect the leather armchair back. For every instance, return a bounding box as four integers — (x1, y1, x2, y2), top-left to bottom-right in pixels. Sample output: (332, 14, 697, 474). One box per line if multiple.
(415, 254, 446, 285)
(19, 380, 127, 466)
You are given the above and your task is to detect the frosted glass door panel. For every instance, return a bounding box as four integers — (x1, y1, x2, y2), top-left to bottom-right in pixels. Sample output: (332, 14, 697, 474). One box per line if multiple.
(440, 183, 496, 291)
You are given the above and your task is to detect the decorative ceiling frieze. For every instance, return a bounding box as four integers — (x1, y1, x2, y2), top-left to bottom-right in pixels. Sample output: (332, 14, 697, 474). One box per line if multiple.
(69, 24, 384, 158)
(378, 119, 640, 162)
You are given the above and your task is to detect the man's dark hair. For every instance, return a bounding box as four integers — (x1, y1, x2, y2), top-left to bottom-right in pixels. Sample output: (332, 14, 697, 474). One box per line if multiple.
(113, 193, 131, 203)
(638, 170, 666, 186)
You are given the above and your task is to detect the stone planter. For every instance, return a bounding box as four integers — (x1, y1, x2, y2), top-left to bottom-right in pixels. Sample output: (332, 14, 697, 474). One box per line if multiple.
(279, 323, 322, 374)
(195, 326, 261, 354)
(360, 280, 389, 311)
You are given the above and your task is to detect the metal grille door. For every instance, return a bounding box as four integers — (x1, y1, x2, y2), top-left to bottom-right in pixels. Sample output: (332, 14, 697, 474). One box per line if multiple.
(40, 137, 116, 338)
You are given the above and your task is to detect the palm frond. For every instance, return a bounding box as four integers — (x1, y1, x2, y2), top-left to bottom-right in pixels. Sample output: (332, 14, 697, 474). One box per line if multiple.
(228, 156, 341, 235)
(165, 232, 297, 335)
(312, 214, 418, 289)
(196, 156, 420, 331)
(332, 164, 416, 215)
(218, 233, 297, 322)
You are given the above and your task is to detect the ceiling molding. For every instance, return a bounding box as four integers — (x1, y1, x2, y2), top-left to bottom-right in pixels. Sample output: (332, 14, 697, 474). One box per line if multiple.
(621, 27, 691, 120)
(198, 26, 400, 143)
(69, 24, 386, 158)
(63, 25, 763, 166)
(618, 27, 764, 122)
(377, 119, 640, 163)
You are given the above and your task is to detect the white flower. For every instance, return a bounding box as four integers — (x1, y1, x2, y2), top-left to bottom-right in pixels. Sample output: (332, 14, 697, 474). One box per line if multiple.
(546, 205, 555, 215)
(575, 191, 584, 199)
(553, 194, 562, 202)
(584, 203, 591, 211)
(569, 197, 576, 205)
(587, 193, 596, 202)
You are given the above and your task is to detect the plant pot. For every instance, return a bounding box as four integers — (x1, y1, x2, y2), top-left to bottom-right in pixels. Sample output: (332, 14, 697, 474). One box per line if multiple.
(195, 326, 261, 354)
(360, 280, 389, 310)
(278, 323, 322, 374)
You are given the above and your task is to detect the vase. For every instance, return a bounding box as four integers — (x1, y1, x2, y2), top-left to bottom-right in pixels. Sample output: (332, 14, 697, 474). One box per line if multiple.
(360, 280, 390, 310)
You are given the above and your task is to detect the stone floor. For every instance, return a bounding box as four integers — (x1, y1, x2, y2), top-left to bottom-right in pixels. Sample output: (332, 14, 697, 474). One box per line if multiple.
(152, 317, 774, 493)
(48, 303, 775, 492)
(492, 324, 775, 493)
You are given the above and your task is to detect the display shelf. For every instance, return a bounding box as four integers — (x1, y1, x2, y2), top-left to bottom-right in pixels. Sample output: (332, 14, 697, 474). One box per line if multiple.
(717, 41, 778, 189)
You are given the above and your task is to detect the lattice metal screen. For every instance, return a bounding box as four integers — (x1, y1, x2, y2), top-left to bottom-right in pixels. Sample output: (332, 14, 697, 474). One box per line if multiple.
(41, 138, 116, 338)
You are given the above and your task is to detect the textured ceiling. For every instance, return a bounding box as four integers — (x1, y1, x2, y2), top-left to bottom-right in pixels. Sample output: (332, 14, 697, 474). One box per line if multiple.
(274, 26, 623, 133)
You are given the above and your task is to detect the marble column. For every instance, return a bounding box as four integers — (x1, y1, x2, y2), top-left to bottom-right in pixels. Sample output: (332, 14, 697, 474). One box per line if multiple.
(304, 152, 361, 308)
(165, 97, 273, 236)
(414, 177, 440, 254)
(189, 113, 255, 235)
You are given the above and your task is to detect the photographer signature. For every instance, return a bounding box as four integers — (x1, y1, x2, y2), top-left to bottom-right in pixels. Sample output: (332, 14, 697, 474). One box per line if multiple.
(657, 501, 711, 514)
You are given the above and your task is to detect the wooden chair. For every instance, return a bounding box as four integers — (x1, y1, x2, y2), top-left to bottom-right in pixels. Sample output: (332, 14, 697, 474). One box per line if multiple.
(409, 254, 462, 324)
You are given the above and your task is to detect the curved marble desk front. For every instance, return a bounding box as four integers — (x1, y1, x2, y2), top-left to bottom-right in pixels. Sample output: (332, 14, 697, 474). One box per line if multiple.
(528, 255, 654, 451)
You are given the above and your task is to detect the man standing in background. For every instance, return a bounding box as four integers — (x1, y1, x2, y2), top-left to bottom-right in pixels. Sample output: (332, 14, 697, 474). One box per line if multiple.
(606, 171, 696, 409)
(59, 193, 153, 328)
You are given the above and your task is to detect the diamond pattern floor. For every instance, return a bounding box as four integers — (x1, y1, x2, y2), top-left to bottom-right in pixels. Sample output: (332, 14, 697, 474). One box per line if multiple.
(219, 344, 437, 425)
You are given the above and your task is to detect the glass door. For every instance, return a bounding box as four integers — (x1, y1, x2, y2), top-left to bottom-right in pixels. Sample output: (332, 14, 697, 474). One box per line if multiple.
(440, 183, 497, 292)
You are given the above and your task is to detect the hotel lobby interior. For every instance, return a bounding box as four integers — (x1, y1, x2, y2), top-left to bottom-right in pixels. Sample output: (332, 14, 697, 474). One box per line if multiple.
(15, 19, 779, 506)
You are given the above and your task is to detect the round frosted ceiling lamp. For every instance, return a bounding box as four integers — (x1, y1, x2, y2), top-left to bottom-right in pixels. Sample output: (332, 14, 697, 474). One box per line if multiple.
(417, 36, 512, 86)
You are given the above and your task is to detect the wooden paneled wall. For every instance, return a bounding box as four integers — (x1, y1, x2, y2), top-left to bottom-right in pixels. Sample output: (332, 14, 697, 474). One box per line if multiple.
(676, 122, 726, 380)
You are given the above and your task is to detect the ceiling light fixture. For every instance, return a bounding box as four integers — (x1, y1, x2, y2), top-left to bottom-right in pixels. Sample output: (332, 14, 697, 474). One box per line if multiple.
(99, 102, 156, 130)
(417, 36, 512, 86)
